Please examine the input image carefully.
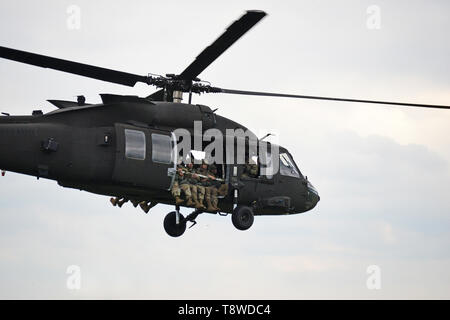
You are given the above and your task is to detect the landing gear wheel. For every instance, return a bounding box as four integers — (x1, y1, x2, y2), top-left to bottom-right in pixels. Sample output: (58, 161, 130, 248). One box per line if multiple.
(164, 211, 186, 237)
(232, 206, 254, 231)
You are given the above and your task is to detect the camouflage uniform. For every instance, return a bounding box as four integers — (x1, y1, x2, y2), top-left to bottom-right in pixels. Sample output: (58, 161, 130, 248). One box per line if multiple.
(172, 165, 196, 206)
(171, 180, 181, 198)
(184, 163, 203, 209)
(171, 168, 183, 205)
(242, 163, 258, 178)
(205, 164, 220, 211)
(195, 163, 209, 210)
(178, 170, 194, 206)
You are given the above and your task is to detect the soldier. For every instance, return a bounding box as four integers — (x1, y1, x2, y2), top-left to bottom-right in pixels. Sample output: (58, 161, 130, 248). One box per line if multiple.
(194, 161, 209, 210)
(172, 167, 195, 206)
(205, 164, 221, 211)
(184, 162, 203, 209)
(242, 161, 258, 178)
(171, 166, 184, 205)
(217, 182, 229, 197)
(179, 166, 195, 207)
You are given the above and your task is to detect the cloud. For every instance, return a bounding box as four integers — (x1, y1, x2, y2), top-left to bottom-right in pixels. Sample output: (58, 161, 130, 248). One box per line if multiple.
(0, 0, 450, 299)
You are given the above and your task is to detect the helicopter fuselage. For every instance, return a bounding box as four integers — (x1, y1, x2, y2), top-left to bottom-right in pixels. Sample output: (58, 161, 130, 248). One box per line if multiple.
(0, 96, 319, 215)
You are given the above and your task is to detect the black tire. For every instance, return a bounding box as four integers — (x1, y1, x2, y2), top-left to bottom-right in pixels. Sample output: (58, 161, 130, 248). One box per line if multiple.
(164, 211, 186, 237)
(232, 206, 254, 231)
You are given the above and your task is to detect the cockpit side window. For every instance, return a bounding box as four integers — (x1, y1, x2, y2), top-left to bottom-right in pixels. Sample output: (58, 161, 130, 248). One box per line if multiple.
(279, 153, 300, 178)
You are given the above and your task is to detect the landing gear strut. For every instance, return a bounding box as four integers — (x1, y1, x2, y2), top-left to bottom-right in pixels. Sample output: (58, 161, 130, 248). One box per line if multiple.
(184, 209, 203, 229)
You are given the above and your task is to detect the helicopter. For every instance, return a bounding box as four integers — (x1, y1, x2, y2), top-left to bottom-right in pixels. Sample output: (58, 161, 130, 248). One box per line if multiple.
(0, 10, 449, 237)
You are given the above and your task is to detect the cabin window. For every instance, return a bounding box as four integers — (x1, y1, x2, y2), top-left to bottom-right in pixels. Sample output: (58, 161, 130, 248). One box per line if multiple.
(279, 153, 300, 178)
(124, 129, 146, 160)
(152, 133, 172, 164)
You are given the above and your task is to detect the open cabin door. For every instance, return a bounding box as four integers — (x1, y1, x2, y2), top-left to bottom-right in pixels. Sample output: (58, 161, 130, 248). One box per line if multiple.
(112, 123, 176, 190)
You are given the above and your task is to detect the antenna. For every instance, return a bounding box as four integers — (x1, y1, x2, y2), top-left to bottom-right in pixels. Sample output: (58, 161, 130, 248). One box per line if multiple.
(260, 133, 274, 141)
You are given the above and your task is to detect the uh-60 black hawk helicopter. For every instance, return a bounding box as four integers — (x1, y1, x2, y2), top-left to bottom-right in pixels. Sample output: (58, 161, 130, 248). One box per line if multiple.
(1, 10, 449, 237)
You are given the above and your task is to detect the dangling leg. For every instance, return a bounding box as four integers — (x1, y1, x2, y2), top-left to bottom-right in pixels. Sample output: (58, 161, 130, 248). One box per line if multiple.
(171, 182, 183, 205)
(131, 200, 140, 208)
(181, 184, 194, 207)
(110, 197, 119, 207)
(205, 187, 215, 212)
(197, 186, 206, 210)
(217, 183, 229, 197)
(139, 201, 148, 213)
(211, 187, 220, 211)
(139, 201, 157, 214)
(117, 198, 128, 208)
(190, 185, 201, 209)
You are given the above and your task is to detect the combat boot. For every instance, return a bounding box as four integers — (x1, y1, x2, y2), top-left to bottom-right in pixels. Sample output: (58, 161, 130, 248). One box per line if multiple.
(212, 198, 221, 212)
(117, 198, 128, 208)
(139, 201, 150, 214)
(110, 197, 118, 206)
(217, 184, 228, 196)
(186, 197, 195, 207)
(198, 196, 207, 209)
(194, 201, 202, 209)
(131, 200, 139, 208)
(206, 199, 216, 212)
(195, 199, 206, 210)
(191, 191, 202, 209)
(175, 196, 184, 205)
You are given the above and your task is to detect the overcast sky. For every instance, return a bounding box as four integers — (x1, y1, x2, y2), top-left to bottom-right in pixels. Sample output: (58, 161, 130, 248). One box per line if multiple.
(0, 0, 450, 299)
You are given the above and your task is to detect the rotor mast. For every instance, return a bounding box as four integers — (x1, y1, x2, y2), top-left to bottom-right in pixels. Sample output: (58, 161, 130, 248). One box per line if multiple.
(173, 90, 183, 103)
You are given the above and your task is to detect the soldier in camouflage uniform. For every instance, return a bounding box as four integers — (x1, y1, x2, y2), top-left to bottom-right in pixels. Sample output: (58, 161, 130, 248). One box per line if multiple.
(217, 179, 229, 197)
(205, 164, 221, 211)
(242, 161, 258, 178)
(179, 167, 196, 206)
(172, 167, 196, 206)
(194, 161, 209, 210)
(171, 166, 184, 205)
(184, 162, 204, 209)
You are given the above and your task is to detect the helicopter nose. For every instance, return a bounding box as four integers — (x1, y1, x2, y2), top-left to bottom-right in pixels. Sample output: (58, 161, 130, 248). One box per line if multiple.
(305, 181, 320, 210)
(309, 190, 320, 206)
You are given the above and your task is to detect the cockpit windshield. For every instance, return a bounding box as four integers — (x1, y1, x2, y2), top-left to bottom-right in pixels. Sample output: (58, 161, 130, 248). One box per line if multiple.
(279, 152, 301, 178)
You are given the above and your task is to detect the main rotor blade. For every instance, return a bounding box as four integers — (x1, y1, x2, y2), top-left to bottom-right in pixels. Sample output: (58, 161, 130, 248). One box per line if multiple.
(0, 46, 149, 87)
(217, 88, 450, 110)
(177, 10, 267, 81)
